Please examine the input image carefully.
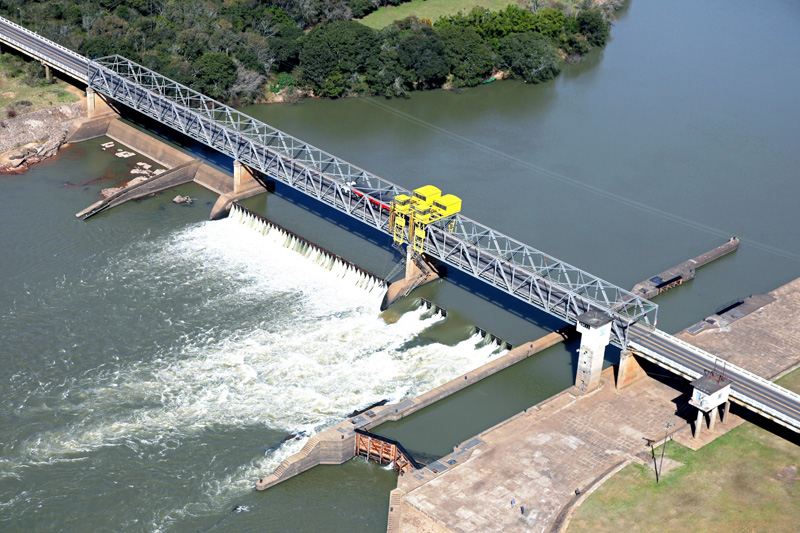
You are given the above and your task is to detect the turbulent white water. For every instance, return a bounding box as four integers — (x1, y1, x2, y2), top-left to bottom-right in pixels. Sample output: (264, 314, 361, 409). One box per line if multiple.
(8, 211, 506, 522)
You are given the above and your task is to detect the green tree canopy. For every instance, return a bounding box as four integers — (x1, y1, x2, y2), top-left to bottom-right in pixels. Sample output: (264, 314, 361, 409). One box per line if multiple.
(398, 27, 449, 87)
(193, 52, 237, 98)
(299, 21, 379, 97)
(437, 25, 494, 87)
(577, 9, 609, 47)
(498, 31, 561, 83)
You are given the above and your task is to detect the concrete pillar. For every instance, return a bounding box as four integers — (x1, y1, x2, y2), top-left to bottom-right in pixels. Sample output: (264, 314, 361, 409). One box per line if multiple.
(45, 64, 51, 82)
(380, 246, 440, 311)
(233, 160, 256, 193)
(693, 409, 704, 439)
(575, 311, 613, 392)
(405, 245, 418, 279)
(616, 349, 646, 390)
(708, 406, 718, 432)
(86, 87, 97, 118)
(720, 399, 730, 424)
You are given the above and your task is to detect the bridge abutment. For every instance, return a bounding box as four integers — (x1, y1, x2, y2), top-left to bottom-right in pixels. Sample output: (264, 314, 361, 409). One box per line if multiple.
(575, 311, 613, 392)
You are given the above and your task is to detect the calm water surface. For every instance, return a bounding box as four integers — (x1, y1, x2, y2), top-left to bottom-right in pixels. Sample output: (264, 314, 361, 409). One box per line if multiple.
(2, 0, 800, 530)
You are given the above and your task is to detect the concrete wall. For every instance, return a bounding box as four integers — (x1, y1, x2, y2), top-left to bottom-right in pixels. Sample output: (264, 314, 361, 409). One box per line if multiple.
(364, 328, 572, 427)
(65, 115, 115, 144)
(255, 329, 572, 493)
(256, 423, 357, 491)
(105, 120, 194, 169)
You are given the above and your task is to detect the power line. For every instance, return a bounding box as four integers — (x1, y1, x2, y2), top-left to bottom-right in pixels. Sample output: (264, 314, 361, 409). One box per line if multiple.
(358, 97, 800, 264)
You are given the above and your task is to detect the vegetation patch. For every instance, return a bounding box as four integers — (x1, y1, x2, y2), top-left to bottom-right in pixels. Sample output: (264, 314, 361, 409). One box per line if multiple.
(0, 53, 79, 117)
(358, 0, 517, 30)
(1, 0, 617, 105)
(569, 368, 800, 533)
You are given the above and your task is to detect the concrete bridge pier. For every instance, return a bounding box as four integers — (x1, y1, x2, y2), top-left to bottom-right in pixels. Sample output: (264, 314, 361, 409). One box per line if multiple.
(575, 310, 613, 392)
(380, 246, 440, 311)
(233, 160, 257, 193)
(616, 349, 647, 390)
(86, 87, 115, 118)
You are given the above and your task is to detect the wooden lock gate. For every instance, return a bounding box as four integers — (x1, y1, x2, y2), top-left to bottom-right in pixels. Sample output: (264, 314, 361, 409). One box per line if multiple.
(354, 428, 423, 474)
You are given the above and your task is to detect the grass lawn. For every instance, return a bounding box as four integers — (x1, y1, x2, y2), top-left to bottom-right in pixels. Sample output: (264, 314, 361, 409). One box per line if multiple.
(568, 367, 800, 532)
(357, 0, 517, 29)
(1, 55, 79, 117)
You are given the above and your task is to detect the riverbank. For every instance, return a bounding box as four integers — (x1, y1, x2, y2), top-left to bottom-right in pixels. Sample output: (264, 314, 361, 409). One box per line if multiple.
(0, 101, 86, 174)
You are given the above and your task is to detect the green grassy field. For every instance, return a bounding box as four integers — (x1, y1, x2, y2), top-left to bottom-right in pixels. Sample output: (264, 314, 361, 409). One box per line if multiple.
(1, 54, 79, 116)
(357, 0, 517, 29)
(568, 367, 800, 532)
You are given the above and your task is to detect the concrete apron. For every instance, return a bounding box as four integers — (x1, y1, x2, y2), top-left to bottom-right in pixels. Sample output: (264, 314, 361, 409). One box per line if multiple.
(68, 117, 262, 219)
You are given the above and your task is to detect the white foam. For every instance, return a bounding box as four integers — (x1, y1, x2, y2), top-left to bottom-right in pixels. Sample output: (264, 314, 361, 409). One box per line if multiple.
(12, 213, 508, 521)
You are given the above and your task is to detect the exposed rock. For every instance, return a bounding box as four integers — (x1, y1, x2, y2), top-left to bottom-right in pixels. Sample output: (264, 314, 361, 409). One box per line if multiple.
(0, 102, 85, 175)
(100, 186, 125, 199)
(172, 195, 194, 205)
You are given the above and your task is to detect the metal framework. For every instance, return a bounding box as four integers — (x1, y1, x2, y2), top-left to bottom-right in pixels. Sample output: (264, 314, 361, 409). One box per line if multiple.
(87, 54, 657, 348)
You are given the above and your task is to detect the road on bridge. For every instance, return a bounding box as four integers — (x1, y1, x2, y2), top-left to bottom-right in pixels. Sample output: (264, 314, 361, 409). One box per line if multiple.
(0, 17, 88, 81)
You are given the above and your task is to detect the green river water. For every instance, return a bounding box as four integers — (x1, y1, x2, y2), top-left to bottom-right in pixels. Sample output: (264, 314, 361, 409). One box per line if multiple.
(1, 0, 799, 530)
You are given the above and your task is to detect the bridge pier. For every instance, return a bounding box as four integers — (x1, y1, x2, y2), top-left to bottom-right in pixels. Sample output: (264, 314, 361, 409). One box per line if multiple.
(575, 311, 613, 392)
(85, 87, 115, 118)
(615, 349, 646, 390)
(233, 160, 257, 193)
(380, 246, 440, 310)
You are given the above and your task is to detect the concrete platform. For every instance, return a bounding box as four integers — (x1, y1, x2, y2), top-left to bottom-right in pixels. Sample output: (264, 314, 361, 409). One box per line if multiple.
(395, 277, 800, 533)
(675, 277, 800, 380)
(395, 369, 686, 533)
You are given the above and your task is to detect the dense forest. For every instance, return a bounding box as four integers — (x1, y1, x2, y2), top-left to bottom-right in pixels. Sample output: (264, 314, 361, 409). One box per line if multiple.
(0, 0, 616, 103)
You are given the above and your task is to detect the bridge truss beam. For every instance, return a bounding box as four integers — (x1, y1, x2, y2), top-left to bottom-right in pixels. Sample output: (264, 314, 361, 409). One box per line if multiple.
(87, 54, 657, 348)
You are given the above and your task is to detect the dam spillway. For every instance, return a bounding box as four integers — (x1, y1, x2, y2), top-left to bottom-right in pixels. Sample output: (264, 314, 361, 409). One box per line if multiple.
(228, 204, 388, 301)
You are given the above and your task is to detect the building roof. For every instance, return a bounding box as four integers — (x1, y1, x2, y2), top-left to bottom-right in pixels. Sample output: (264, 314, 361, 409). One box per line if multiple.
(577, 309, 613, 328)
(691, 373, 732, 395)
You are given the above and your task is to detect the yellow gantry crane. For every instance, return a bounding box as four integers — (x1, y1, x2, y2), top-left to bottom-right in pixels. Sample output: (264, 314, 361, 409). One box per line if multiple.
(391, 185, 462, 253)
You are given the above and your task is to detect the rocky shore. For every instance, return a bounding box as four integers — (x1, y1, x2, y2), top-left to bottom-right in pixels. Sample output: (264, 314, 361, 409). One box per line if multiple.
(0, 102, 85, 174)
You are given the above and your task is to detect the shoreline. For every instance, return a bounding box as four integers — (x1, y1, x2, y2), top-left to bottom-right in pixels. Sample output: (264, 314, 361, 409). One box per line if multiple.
(0, 100, 86, 174)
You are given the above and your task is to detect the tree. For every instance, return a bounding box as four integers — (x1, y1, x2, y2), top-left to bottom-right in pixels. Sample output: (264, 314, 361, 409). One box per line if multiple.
(530, 7, 567, 40)
(498, 31, 561, 83)
(398, 27, 448, 87)
(437, 25, 494, 87)
(193, 52, 237, 97)
(299, 21, 379, 96)
(577, 9, 609, 47)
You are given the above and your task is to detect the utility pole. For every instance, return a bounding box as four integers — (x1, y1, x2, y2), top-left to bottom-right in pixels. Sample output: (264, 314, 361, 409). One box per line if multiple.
(657, 421, 675, 484)
(642, 437, 658, 484)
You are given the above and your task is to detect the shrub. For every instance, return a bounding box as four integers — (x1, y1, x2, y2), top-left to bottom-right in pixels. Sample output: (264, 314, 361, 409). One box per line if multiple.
(6, 108, 17, 118)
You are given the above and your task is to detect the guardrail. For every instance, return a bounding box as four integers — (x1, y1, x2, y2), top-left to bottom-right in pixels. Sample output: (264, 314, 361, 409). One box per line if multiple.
(0, 16, 87, 82)
(632, 329, 800, 432)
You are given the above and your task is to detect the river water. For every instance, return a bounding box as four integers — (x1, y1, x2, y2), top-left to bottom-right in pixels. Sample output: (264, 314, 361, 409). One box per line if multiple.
(2, 0, 799, 530)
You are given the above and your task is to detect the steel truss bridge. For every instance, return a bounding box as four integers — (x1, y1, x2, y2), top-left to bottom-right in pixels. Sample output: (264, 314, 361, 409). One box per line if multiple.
(2, 16, 800, 434)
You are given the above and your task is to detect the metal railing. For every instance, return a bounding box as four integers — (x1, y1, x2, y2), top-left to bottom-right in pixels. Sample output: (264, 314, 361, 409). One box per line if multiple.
(0, 16, 87, 81)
